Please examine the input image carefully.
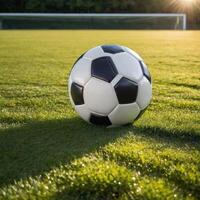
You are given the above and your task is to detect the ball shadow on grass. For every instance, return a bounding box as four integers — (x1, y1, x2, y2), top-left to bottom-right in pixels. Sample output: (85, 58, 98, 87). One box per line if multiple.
(0, 117, 131, 187)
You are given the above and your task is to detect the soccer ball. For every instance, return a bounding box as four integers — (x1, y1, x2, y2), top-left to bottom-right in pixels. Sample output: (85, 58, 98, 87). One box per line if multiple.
(68, 45, 152, 127)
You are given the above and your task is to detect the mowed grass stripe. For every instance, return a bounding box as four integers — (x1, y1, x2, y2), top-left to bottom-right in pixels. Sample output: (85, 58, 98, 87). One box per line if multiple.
(0, 154, 184, 200)
(102, 134, 200, 198)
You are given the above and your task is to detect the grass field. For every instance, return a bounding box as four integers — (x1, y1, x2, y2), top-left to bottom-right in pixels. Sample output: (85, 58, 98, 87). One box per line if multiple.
(0, 30, 200, 200)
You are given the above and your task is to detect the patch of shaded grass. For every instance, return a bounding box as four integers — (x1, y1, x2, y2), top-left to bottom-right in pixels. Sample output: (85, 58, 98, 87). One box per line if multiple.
(0, 118, 131, 186)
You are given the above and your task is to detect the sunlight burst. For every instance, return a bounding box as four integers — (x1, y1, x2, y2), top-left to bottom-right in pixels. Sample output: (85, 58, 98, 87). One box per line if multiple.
(169, 0, 196, 12)
(179, 0, 194, 5)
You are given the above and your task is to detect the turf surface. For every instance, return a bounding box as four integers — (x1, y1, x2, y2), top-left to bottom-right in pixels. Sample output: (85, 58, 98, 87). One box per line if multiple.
(0, 30, 200, 199)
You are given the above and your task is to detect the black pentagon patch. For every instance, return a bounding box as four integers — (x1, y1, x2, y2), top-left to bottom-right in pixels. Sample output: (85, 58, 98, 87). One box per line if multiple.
(90, 113, 112, 126)
(139, 61, 151, 83)
(101, 45, 124, 54)
(71, 82, 84, 105)
(91, 56, 118, 82)
(114, 77, 138, 104)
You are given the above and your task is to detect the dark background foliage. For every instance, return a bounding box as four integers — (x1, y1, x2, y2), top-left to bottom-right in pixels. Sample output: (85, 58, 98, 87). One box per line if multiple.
(0, 0, 199, 26)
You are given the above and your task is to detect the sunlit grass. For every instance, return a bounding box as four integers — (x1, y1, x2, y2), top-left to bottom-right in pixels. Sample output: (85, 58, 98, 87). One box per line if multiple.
(0, 30, 200, 199)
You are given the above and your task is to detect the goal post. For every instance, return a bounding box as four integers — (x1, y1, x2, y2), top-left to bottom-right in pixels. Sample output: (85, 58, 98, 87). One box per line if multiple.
(0, 13, 187, 30)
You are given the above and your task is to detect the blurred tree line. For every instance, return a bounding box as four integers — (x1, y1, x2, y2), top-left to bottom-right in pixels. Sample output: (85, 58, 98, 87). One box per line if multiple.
(0, 0, 199, 26)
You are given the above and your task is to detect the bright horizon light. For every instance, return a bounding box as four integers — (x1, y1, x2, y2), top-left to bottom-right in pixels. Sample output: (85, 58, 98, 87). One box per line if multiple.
(181, 0, 193, 2)
(179, 0, 194, 5)
(169, 0, 196, 12)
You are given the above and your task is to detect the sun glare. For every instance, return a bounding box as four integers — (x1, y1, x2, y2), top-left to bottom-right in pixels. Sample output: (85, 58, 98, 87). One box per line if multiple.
(169, 0, 196, 12)
(179, 0, 194, 4)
